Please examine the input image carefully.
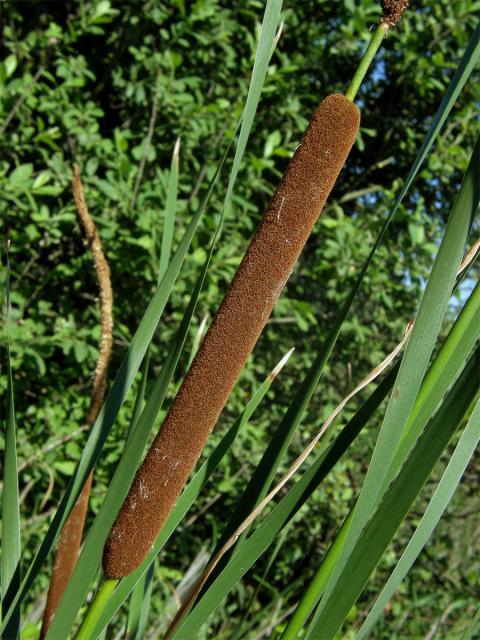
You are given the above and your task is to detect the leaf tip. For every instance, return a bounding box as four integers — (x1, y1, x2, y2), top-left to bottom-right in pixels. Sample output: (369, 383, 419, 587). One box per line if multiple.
(270, 346, 294, 380)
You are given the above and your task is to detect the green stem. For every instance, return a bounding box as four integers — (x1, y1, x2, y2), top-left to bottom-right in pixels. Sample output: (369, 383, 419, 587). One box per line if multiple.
(345, 24, 388, 102)
(279, 514, 352, 640)
(75, 578, 118, 640)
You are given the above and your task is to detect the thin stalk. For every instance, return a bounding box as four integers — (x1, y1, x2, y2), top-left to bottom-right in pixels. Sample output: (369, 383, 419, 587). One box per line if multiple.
(280, 515, 351, 640)
(75, 579, 118, 640)
(40, 165, 113, 639)
(126, 351, 150, 443)
(345, 24, 388, 102)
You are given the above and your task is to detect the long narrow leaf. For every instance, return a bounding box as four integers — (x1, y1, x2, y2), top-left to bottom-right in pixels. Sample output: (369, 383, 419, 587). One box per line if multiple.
(126, 136, 181, 639)
(125, 565, 153, 640)
(392, 276, 480, 474)
(1, 251, 21, 640)
(314, 135, 480, 629)
(219, 0, 283, 225)
(357, 395, 480, 638)
(306, 348, 480, 639)
(159, 138, 180, 281)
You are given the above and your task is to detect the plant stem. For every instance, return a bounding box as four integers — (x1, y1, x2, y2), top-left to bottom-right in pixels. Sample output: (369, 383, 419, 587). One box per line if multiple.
(345, 24, 388, 102)
(279, 514, 351, 640)
(75, 578, 118, 640)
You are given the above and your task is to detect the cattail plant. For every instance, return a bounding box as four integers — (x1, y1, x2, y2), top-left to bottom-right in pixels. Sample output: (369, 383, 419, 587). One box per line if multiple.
(66, 3, 416, 636)
(4, 2, 480, 639)
(81, 0, 410, 610)
(39, 166, 113, 638)
(100, 0, 409, 588)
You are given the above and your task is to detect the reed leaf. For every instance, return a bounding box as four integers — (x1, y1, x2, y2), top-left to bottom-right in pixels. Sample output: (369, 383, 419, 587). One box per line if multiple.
(357, 394, 480, 638)
(1, 250, 21, 640)
(305, 347, 480, 639)
(310, 135, 480, 633)
(126, 136, 181, 640)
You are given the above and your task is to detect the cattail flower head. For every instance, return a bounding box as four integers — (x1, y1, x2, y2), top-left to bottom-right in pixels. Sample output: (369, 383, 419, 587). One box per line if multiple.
(103, 93, 360, 579)
(380, 0, 409, 27)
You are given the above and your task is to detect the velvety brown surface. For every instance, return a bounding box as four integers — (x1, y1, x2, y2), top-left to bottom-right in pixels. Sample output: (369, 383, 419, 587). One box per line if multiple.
(103, 93, 360, 578)
(381, 0, 409, 26)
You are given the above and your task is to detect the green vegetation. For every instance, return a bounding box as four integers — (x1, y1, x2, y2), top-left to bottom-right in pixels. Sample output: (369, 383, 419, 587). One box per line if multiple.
(1, 1, 479, 639)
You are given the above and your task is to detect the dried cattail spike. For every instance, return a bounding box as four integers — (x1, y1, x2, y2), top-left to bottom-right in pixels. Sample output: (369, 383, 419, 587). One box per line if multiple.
(40, 166, 113, 639)
(381, 0, 409, 27)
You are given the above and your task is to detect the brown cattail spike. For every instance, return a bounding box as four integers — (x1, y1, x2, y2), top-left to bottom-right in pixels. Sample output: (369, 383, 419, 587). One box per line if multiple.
(40, 166, 113, 638)
(103, 93, 360, 579)
(380, 0, 409, 27)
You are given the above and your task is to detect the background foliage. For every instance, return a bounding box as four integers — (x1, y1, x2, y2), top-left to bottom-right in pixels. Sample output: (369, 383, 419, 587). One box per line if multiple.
(1, 1, 479, 637)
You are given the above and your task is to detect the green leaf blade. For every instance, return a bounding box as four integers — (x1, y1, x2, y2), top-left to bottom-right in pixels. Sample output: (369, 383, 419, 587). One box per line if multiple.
(159, 138, 180, 282)
(2, 252, 21, 640)
(312, 134, 480, 637)
(357, 395, 480, 639)
(306, 349, 480, 640)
